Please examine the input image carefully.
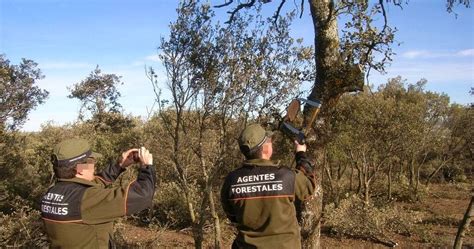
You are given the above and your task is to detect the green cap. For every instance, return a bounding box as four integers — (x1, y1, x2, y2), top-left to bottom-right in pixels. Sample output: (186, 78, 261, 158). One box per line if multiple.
(52, 138, 102, 167)
(238, 123, 273, 151)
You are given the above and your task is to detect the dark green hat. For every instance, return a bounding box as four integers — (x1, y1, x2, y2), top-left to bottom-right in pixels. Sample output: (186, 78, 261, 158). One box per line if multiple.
(52, 138, 102, 167)
(238, 123, 273, 152)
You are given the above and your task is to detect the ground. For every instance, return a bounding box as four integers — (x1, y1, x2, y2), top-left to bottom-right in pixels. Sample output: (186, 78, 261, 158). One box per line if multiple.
(115, 183, 472, 248)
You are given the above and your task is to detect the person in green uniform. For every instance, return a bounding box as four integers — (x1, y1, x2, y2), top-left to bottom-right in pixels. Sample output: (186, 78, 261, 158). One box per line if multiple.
(221, 123, 316, 249)
(41, 138, 156, 248)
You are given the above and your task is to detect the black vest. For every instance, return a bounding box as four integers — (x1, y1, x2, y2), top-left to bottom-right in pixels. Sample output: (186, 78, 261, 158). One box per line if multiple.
(41, 181, 88, 221)
(225, 165, 295, 200)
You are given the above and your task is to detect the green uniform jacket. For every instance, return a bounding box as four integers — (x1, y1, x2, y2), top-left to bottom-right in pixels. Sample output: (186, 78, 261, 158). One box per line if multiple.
(41, 163, 156, 248)
(221, 152, 315, 249)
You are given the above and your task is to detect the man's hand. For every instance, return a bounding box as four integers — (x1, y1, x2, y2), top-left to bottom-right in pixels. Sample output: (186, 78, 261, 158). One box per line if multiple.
(119, 148, 139, 168)
(119, 147, 153, 168)
(138, 147, 153, 166)
(295, 140, 307, 153)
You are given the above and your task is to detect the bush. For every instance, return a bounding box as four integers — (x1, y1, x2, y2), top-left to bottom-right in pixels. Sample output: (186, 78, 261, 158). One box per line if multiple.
(384, 176, 428, 203)
(113, 219, 160, 248)
(0, 197, 49, 248)
(443, 164, 466, 182)
(151, 182, 192, 229)
(422, 214, 459, 226)
(325, 195, 422, 240)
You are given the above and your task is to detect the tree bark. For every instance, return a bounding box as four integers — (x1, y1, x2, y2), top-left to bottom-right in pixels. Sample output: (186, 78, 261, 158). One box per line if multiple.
(364, 179, 370, 205)
(425, 158, 448, 186)
(300, 151, 323, 249)
(301, 1, 365, 245)
(409, 157, 415, 187)
(453, 195, 473, 249)
(300, 1, 340, 248)
(388, 164, 392, 200)
(357, 171, 363, 195)
(208, 192, 222, 249)
(350, 162, 354, 192)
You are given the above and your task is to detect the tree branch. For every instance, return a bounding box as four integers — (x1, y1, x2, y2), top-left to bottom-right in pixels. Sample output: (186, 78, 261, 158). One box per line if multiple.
(222, 0, 257, 24)
(299, 0, 304, 18)
(214, 0, 234, 8)
(272, 0, 287, 26)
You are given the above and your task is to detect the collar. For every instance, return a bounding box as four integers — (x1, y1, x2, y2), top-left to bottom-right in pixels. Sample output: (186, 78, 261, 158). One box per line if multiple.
(242, 158, 281, 167)
(58, 177, 99, 187)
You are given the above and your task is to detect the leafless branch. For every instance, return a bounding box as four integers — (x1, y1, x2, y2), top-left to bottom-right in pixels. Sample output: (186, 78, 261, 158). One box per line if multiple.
(214, 0, 234, 8)
(299, 0, 304, 18)
(379, 0, 389, 33)
(272, 0, 287, 26)
(218, 0, 258, 24)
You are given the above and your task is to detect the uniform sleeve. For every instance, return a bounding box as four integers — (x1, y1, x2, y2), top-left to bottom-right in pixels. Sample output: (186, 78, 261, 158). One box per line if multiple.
(125, 165, 156, 215)
(294, 151, 316, 201)
(294, 170, 315, 201)
(94, 162, 126, 186)
(80, 165, 156, 224)
(220, 177, 237, 223)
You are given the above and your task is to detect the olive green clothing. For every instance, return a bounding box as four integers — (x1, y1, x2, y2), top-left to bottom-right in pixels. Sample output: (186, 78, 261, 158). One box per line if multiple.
(221, 153, 315, 249)
(41, 163, 156, 248)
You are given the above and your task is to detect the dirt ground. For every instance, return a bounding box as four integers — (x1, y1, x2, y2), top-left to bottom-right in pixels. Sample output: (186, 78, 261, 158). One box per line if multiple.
(116, 183, 472, 248)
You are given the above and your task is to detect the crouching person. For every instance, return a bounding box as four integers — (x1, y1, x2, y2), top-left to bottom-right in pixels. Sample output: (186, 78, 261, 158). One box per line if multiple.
(41, 138, 156, 248)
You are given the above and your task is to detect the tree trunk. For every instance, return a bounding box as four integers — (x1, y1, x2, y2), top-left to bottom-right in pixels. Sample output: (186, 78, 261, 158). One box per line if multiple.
(186, 192, 203, 249)
(350, 162, 354, 192)
(398, 161, 404, 181)
(388, 164, 392, 200)
(409, 158, 415, 187)
(453, 195, 473, 249)
(415, 166, 420, 200)
(300, 1, 340, 248)
(334, 182, 340, 208)
(357, 165, 363, 195)
(300, 152, 323, 249)
(208, 190, 222, 249)
(364, 181, 370, 205)
(302, 0, 364, 247)
(363, 157, 370, 204)
(425, 158, 448, 186)
(192, 224, 204, 249)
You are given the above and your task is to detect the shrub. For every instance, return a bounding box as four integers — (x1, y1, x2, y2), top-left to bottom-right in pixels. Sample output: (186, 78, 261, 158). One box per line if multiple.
(443, 164, 466, 182)
(325, 195, 422, 240)
(422, 214, 459, 226)
(151, 182, 192, 229)
(113, 219, 160, 248)
(0, 197, 49, 248)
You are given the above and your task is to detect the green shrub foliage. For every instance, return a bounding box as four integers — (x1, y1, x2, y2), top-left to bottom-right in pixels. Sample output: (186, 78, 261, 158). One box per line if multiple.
(325, 195, 422, 239)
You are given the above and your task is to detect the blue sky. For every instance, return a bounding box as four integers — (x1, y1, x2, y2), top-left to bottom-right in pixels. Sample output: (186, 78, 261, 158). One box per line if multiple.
(1, 0, 473, 131)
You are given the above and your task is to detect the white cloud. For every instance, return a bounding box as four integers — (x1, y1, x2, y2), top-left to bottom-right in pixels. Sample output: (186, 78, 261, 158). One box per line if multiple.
(127, 54, 163, 68)
(457, 49, 474, 57)
(402, 49, 474, 59)
(145, 54, 160, 62)
(391, 63, 473, 82)
(402, 50, 432, 59)
(131, 61, 146, 67)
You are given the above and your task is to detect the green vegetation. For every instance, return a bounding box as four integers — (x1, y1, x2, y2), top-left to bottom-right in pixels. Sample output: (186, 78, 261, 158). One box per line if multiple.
(0, 51, 471, 247)
(0, 1, 472, 248)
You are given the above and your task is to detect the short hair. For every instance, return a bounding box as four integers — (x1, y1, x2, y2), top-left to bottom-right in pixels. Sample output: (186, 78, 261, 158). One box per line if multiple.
(51, 157, 94, 179)
(241, 137, 273, 160)
(53, 163, 77, 179)
(240, 145, 263, 160)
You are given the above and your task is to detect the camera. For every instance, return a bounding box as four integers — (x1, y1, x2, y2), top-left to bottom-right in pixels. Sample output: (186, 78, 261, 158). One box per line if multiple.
(132, 151, 141, 163)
